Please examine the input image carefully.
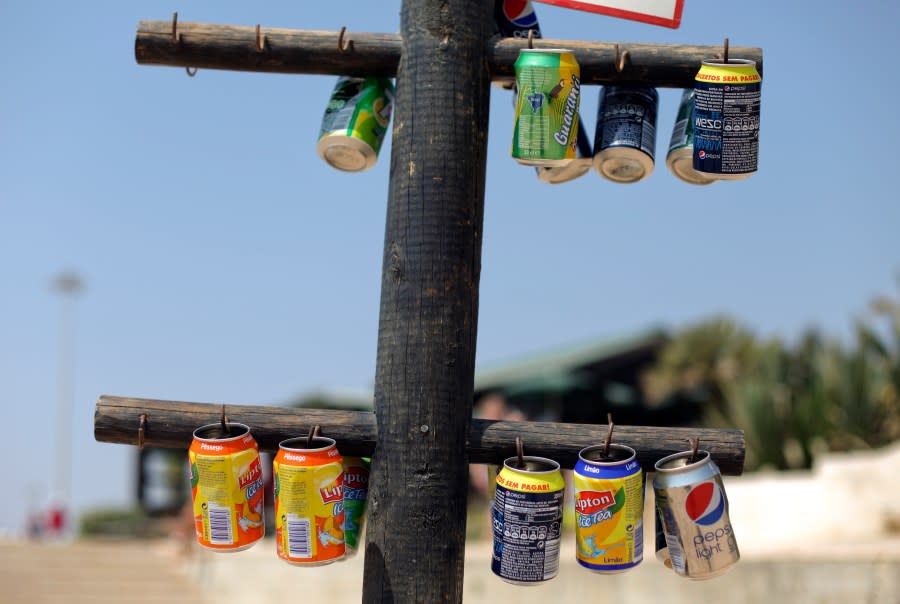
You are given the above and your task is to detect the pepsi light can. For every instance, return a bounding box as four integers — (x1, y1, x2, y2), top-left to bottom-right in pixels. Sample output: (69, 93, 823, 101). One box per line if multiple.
(653, 450, 739, 580)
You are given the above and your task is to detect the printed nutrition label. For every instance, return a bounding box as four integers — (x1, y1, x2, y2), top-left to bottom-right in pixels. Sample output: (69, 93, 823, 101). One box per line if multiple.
(694, 81, 760, 174)
(491, 485, 563, 582)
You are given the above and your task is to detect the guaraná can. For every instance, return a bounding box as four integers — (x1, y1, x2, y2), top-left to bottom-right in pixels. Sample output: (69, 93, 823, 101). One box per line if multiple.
(342, 457, 370, 555)
(593, 86, 658, 183)
(189, 422, 265, 552)
(512, 49, 582, 166)
(666, 89, 717, 185)
(692, 59, 761, 179)
(574, 444, 643, 573)
(491, 456, 565, 585)
(653, 449, 739, 579)
(274, 436, 345, 565)
(317, 76, 394, 173)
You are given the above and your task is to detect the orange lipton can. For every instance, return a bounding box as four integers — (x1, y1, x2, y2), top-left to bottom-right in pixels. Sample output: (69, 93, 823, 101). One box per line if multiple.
(188, 422, 265, 551)
(274, 436, 345, 565)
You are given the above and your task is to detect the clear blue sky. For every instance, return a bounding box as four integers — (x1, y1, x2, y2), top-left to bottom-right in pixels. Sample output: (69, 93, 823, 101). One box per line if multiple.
(1, 1, 898, 533)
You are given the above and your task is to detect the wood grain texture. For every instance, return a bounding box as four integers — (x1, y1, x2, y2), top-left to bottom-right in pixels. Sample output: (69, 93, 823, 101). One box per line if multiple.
(94, 395, 745, 475)
(361, 1, 493, 602)
(135, 20, 763, 88)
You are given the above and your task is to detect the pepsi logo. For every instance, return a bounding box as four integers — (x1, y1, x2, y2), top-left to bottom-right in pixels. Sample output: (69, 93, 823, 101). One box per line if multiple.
(503, 0, 538, 28)
(685, 482, 725, 526)
(698, 150, 706, 159)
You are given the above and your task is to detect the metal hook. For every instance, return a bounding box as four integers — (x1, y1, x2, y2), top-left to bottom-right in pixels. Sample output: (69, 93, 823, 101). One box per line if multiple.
(185, 67, 198, 77)
(307, 424, 321, 448)
(255, 24, 267, 52)
(515, 436, 525, 469)
(688, 437, 700, 463)
(603, 413, 615, 456)
(614, 44, 630, 73)
(338, 26, 354, 52)
(138, 414, 148, 450)
(723, 37, 730, 64)
(171, 12, 179, 43)
(527, 29, 534, 50)
(220, 404, 230, 435)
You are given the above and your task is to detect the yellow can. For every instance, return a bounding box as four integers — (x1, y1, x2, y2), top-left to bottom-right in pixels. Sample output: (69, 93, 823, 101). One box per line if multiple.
(189, 423, 265, 552)
(274, 436, 345, 565)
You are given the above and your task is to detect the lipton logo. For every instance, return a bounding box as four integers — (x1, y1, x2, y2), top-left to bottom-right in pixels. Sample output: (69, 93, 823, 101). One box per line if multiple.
(320, 483, 344, 505)
(576, 490, 615, 515)
(238, 458, 262, 490)
(345, 471, 369, 490)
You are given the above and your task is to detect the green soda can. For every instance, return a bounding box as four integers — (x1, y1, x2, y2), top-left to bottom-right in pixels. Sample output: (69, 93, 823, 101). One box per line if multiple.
(512, 49, 581, 166)
(342, 457, 370, 555)
(317, 77, 394, 172)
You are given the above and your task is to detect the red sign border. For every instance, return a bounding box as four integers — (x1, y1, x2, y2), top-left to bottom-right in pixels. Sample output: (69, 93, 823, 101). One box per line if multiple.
(534, 0, 684, 29)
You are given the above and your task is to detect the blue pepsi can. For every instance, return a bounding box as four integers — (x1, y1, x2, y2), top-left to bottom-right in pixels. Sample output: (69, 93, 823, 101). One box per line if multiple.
(494, 0, 542, 39)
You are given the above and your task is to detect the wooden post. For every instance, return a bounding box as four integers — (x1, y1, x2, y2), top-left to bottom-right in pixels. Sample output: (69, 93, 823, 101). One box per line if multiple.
(363, 1, 492, 601)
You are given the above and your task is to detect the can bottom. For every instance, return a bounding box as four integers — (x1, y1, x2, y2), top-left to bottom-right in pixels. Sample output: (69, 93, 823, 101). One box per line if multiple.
(576, 558, 642, 574)
(278, 555, 345, 567)
(317, 134, 377, 172)
(197, 537, 263, 553)
(682, 558, 740, 581)
(666, 149, 717, 185)
(594, 147, 653, 183)
(704, 170, 754, 181)
(495, 575, 557, 586)
(515, 156, 574, 168)
(537, 158, 592, 184)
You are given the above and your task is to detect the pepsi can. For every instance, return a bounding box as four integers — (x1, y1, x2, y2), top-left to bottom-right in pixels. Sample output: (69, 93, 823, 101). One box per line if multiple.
(492, 456, 564, 585)
(653, 450, 739, 580)
(494, 0, 542, 90)
(693, 59, 761, 179)
(494, 0, 542, 39)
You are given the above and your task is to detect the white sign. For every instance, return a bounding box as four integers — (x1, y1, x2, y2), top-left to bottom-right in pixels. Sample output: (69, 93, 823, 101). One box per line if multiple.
(533, 0, 683, 28)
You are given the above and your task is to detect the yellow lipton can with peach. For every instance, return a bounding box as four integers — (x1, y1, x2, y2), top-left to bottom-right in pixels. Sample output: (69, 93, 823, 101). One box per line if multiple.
(189, 422, 265, 551)
(274, 436, 345, 565)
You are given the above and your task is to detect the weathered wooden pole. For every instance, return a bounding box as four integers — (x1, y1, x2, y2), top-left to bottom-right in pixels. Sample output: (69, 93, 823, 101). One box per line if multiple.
(362, 1, 492, 601)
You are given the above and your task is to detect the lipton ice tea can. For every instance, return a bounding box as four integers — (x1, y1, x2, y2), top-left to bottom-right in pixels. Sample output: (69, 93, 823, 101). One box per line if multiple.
(342, 457, 371, 555)
(274, 436, 345, 565)
(574, 444, 643, 573)
(189, 423, 265, 551)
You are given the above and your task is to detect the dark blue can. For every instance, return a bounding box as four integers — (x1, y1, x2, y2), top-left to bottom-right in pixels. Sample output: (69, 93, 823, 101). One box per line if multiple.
(692, 59, 761, 179)
(494, 0, 542, 39)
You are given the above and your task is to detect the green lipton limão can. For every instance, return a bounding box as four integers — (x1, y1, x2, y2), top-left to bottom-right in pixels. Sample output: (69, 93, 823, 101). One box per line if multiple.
(512, 49, 581, 166)
(317, 76, 394, 172)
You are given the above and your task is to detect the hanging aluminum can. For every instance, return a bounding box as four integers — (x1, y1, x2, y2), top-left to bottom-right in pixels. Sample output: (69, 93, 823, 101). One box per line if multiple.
(512, 49, 582, 166)
(574, 444, 643, 573)
(593, 86, 658, 183)
(667, 89, 717, 185)
(693, 59, 761, 179)
(491, 456, 564, 585)
(188, 422, 265, 552)
(654, 450, 740, 579)
(274, 436, 345, 565)
(342, 457, 370, 555)
(317, 76, 394, 172)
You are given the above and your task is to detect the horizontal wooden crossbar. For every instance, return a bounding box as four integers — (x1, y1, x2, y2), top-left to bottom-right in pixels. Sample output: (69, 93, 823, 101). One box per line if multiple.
(95, 395, 745, 474)
(136, 20, 763, 88)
